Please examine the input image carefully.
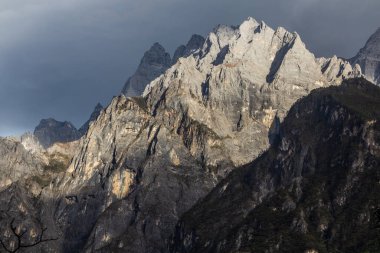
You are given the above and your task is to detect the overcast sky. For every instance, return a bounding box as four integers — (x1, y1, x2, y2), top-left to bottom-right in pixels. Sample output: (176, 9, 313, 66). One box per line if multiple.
(0, 0, 379, 136)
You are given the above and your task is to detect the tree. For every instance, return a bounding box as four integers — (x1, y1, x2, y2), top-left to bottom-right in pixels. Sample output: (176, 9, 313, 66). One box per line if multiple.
(0, 218, 57, 253)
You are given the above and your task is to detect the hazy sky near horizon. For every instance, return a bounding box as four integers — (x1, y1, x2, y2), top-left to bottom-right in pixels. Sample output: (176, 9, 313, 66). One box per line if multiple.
(0, 0, 379, 136)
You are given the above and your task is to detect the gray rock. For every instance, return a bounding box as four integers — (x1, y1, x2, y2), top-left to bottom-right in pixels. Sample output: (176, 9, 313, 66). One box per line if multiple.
(0, 17, 363, 253)
(49, 17, 359, 253)
(79, 103, 104, 135)
(121, 43, 172, 97)
(172, 34, 205, 64)
(169, 78, 380, 253)
(351, 27, 380, 85)
(0, 137, 43, 190)
(34, 118, 81, 148)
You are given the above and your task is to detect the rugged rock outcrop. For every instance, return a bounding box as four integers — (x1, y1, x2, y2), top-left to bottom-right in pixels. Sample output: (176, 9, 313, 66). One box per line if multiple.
(172, 34, 205, 64)
(122, 35, 206, 97)
(79, 103, 104, 135)
(34, 118, 81, 148)
(33, 103, 103, 148)
(0, 137, 79, 253)
(351, 27, 380, 85)
(121, 43, 172, 97)
(0, 17, 363, 253)
(41, 18, 360, 253)
(0, 137, 43, 190)
(170, 78, 380, 253)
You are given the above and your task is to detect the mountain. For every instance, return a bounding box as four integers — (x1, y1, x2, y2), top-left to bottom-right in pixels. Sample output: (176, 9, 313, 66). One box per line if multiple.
(121, 43, 172, 97)
(121, 35, 205, 97)
(351, 28, 380, 85)
(0, 17, 362, 253)
(79, 103, 104, 135)
(0, 137, 43, 190)
(172, 34, 205, 64)
(170, 78, 380, 253)
(33, 103, 103, 148)
(37, 18, 359, 253)
(34, 118, 81, 148)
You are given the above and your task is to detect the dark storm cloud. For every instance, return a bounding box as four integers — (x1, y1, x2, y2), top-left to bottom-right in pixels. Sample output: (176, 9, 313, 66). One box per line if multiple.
(0, 0, 379, 136)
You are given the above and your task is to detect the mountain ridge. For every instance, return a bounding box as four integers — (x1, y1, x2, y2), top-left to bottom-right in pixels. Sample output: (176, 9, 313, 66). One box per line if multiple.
(0, 17, 375, 253)
(351, 27, 380, 85)
(170, 78, 380, 253)
(48, 17, 361, 253)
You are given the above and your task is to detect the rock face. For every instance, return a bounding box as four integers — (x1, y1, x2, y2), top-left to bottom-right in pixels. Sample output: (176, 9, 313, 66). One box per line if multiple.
(351, 28, 380, 85)
(0, 17, 363, 253)
(34, 118, 81, 148)
(40, 18, 360, 253)
(79, 103, 104, 135)
(121, 35, 206, 97)
(34, 103, 103, 148)
(170, 78, 380, 253)
(0, 137, 43, 189)
(0, 138, 78, 253)
(121, 43, 172, 97)
(172, 34, 205, 64)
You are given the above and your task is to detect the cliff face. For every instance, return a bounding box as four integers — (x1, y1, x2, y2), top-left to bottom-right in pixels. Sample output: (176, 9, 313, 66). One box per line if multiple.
(45, 18, 359, 253)
(351, 27, 380, 85)
(170, 78, 380, 253)
(0, 17, 364, 253)
(79, 103, 104, 136)
(121, 43, 172, 97)
(34, 118, 81, 148)
(0, 137, 43, 190)
(121, 34, 206, 98)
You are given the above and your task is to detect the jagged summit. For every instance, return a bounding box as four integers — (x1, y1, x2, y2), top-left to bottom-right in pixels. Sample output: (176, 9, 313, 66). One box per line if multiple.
(351, 27, 380, 85)
(34, 118, 81, 148)
(145, 17, 358, 96)
(78, 103, 103, 135)
(122, 36, 206, 97)
(172, 34, 205, 64)
(55, 18, 361, 253)
(0, 17, 365, 253)
(121, 42, 172, 97)
(141, 42, 171, 66)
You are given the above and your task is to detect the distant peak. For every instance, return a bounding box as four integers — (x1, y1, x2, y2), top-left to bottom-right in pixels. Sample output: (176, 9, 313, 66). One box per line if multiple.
(94, 103, 103, 110)
(213, 24, 238, 34)
(240, 17, 260, 29)
(187, 34, 205, 46)
(150, 42, 166, 52)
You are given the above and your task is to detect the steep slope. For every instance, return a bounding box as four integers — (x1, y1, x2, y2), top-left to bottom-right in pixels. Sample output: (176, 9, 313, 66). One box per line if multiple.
(0, 137, 44, 189)
(170, 78, 380, 253)
(351, 28, 380, 85)
(172, 34, 205, 64)
(79, 103, 104, 135)
(121, 35, 205, 97)
(0, 17, 362, 253)
(34, 118, 81, 148)
(41, 18, 361, 253)
(0, 137, 79, 253)
(121, 43, 172, 97)
(33, 103, 104, 148)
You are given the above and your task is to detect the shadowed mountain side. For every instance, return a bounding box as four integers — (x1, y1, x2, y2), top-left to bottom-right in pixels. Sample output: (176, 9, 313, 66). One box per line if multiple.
(170, 78, 380, 253)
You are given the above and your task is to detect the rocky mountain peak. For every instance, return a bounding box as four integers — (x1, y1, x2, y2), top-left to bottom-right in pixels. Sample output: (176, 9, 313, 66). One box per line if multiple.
(34, 118, 81, 148)
(141, 42, 171, 66)
(186, 34, 205, 49)
(121, 42, 172, 97)
(172, 34, 205, 64)
(78, 103, 104, 135)
(0, 17, 364, 253)
(351, 27, 380, 85)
